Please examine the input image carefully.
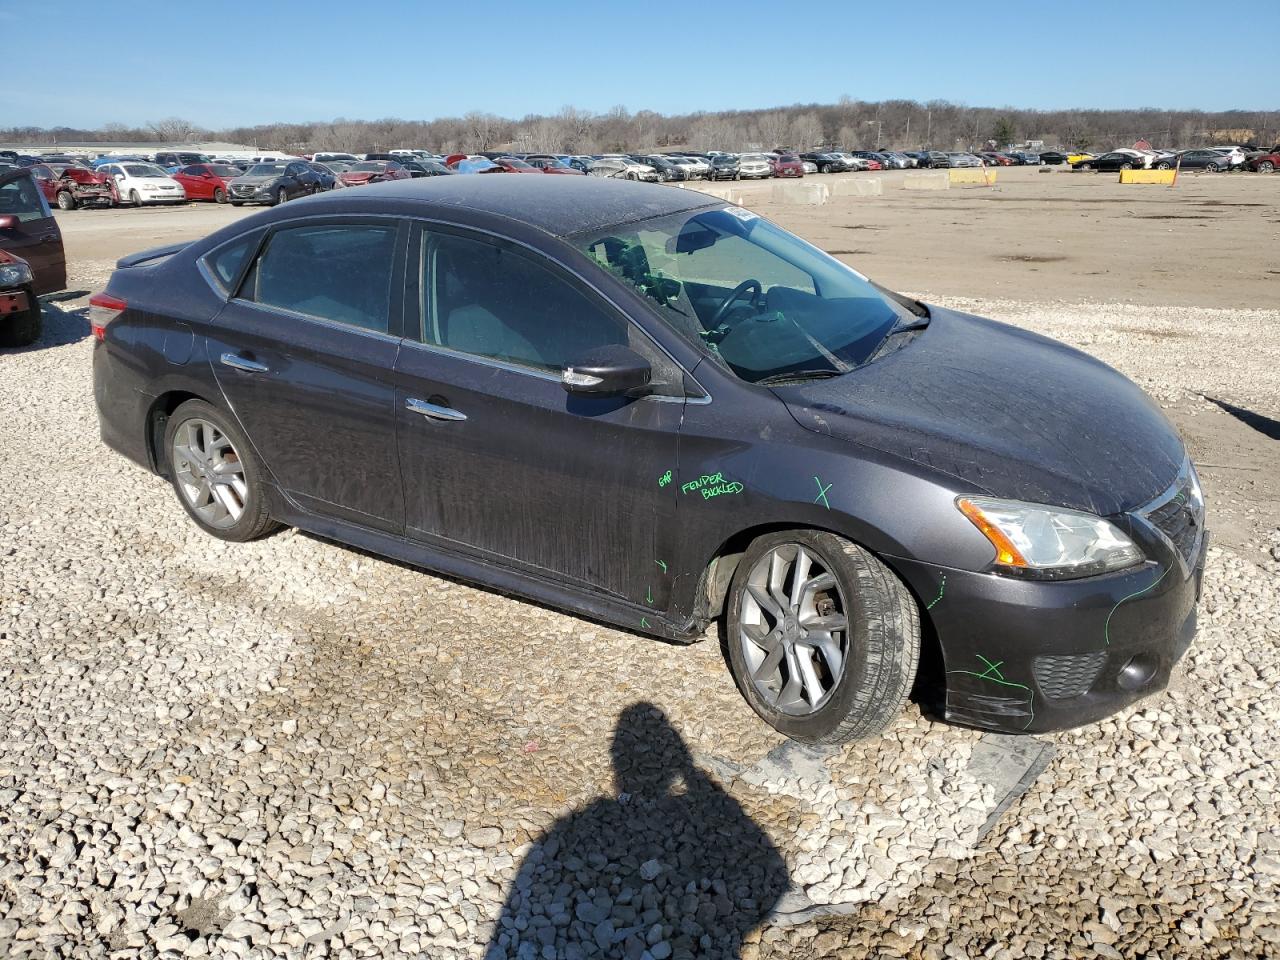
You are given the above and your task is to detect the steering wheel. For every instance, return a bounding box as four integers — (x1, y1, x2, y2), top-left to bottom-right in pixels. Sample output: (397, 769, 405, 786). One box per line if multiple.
(709, 279, 763, 327)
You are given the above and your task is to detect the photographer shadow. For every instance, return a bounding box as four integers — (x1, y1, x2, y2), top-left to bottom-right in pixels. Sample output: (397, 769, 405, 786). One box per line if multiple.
(485, 703, 788, 960)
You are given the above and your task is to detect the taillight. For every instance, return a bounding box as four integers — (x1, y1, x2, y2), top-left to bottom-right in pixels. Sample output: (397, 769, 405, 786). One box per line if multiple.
(88, 292, 126, 341)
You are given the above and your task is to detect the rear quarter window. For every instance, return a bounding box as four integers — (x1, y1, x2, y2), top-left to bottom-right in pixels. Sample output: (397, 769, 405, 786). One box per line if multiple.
(203, 230, 262, 294)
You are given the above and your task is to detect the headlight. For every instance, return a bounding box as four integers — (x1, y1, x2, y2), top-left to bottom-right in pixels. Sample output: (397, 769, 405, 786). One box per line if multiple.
(957, 496, 1143, 580)
(0, 261, 34, 287)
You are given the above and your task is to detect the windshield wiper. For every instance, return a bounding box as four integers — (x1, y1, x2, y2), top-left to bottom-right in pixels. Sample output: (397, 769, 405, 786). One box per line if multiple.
(755, 369, 844, 385)
(869, 314, 932, 360)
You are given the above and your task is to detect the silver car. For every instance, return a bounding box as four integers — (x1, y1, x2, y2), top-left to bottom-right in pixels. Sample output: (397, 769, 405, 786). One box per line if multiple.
(737, 153, 774, 179)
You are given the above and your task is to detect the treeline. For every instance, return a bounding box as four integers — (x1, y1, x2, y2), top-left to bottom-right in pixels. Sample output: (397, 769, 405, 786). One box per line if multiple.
(5, 100, 1276, 154)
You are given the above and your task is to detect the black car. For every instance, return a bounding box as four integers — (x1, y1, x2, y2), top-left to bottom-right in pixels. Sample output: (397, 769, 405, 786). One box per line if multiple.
(800, 152, 848, 174)
(304, 162, 338, 190)
(1037, 151, 1068, 165)
(1158, 150, 1229, 172)
(91, 177, 1205, 744)
(634, 156, 687, 182)
(706, 155, 742, 180)
(227, 161, 323, 206)
(401, 159, 454, 177)
(1073, 152, 1145, 172)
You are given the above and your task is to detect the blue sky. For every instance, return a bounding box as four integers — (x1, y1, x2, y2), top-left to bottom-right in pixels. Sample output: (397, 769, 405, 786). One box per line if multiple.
(3, 1, 1275, 128)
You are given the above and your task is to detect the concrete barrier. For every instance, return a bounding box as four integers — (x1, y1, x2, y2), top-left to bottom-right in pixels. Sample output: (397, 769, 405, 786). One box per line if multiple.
(830, 177, 883, 198)
(679, 182, 736, 201)
(949, 169, 996, 185)
(1119, 169, 1176, 185)
(770, 181, 829, 205)
(903, 172, 950, 191)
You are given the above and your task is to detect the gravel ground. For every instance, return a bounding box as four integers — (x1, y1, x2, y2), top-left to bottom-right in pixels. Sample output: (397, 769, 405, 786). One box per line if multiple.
(1, 292, 1278, 959)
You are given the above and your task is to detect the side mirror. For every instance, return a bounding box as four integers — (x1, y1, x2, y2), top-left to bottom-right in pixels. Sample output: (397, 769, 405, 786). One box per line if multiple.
(0, 215, 15, 231)
(562, 344, 651, 397)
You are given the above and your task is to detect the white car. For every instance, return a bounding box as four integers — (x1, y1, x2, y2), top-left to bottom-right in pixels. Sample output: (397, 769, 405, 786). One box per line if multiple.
(1212, 146, 1247, 169)
(671, 155, 711, 178)
(738, 153, 773, 179)
(587, 158, 659, 182)
(97, 162, 186, 206)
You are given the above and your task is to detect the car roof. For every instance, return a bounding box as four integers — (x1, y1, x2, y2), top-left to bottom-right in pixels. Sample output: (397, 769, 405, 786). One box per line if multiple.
(301, 174, 716, 237)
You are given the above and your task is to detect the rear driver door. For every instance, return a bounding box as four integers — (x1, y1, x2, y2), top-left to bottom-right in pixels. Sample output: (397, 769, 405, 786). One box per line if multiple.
(0, 168, 66, 294)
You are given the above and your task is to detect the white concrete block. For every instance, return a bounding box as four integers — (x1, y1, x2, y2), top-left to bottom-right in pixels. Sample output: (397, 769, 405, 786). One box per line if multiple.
(903, 172, 950, 191)
(770, 181, 830, 205)
(830, 177, 883, 198)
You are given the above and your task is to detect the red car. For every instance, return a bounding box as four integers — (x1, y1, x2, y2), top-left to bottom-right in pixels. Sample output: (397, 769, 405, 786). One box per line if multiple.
(27, 163, 115, 210)
(172, 163, 243, 203)
(489, 157, 542, 174)
(1246, 152, 1279, 173)
(0, 168, 68, 346)
(339, 160, 413, 187)
(770, 153, 805, 178)
(525, 157, 585, 175)
(980, 152, 1016, 167)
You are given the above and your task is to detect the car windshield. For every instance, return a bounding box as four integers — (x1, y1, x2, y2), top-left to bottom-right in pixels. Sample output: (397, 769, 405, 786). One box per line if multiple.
(502, 159, 533, 169)
(349, 162, 385, 171)
(741, 154, 767, 162)
(247, 164, 287, 176)
(124, 164, 168, 177)
(575, 207, 908, 383)
(778, 154, 798, 161)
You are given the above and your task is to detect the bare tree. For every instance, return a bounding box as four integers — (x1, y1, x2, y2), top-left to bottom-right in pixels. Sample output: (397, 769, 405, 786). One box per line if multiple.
(148, 117, 201, 142)
(464, 112, 504, 151)
(788, 112, 824, 150)
(755, 112, 790, 150)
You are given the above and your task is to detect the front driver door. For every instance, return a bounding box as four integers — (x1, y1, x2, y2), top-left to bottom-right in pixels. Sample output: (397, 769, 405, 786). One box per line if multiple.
(392, 224, 686, 609)
(208, 216, 408, 533)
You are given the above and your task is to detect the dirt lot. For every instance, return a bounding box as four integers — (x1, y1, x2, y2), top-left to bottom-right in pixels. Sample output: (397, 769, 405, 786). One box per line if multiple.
(3, 169, 1278, 960)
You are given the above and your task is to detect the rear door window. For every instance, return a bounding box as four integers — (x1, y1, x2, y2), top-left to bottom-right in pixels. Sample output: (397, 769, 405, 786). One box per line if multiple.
(240, 222, 399, 333)
(0, 173, 51, 222)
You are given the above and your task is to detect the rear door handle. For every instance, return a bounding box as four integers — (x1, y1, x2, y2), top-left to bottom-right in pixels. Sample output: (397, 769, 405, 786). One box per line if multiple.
(220, 352, 270, 374)
(405, 397, 466, 422)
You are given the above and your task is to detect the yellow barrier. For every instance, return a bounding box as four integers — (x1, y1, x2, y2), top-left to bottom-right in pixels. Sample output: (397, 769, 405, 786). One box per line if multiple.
(948, 169, 996, 185)
(1119, 169, 1177, 185)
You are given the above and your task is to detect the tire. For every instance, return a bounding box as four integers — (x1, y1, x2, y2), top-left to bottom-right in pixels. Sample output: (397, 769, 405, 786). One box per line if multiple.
(819, 164, 830, 174)
(1080, 163, 1092, 171)
(129, 190, 142, 207)
(163, 399, 280, 542)
(733, 173, 740, 180)
(1260, 161, 1275, 173)
(276, 188, 288, 205)
(725, 529, 919, 744)
(1156, 162, 1171, 170)
(56, 191, 76, 211)
(214, 188, 227, 203)
(231, 201, 243, 207)
(1120, 162, 1133, 170)
(1207, 162, 1220, 172)
(0, 295, 40, 347)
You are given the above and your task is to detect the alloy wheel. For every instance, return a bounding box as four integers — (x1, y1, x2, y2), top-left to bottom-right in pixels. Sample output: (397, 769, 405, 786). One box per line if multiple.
(739, 544, 850, 716)
(171, 418, 248, 530)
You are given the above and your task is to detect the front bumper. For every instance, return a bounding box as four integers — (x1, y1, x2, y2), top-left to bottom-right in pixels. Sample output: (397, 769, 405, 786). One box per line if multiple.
(888, 530, 1205, 734)
(1, 285, 32, 321)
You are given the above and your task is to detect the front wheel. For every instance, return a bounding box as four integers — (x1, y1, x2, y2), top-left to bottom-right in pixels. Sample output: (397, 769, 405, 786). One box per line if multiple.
(1260, 160, 1275, 173)
(163, 400, 280, 542)
(276, 188, 288, 205)
(1156, 161, 1172, 170)
(129, 190, 142, 206)
(0, 298, 40, 347)
(725, 530, 919, 744)
(214, 187, 227, 203)
(56, 191, 76, 211)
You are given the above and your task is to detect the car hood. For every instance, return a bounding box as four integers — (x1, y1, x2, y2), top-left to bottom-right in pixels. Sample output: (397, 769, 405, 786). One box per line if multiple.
(231, 175, 281, 185)
(777, 305, 1185, 516)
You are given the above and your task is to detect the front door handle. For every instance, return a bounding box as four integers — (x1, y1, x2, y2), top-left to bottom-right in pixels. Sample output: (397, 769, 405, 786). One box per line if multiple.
(405, 397, 466, 422)
(220, 352, 270, 374)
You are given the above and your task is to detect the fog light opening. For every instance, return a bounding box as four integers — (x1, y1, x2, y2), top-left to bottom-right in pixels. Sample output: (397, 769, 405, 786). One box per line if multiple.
(1117, 653, 1158, 692)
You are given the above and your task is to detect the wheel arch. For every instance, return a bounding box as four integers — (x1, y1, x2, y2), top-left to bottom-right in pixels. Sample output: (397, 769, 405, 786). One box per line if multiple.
(145, 390, 213, 475)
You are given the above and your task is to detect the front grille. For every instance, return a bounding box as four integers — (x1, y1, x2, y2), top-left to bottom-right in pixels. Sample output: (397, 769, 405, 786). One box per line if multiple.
(1034, 651, 1106, 700)
(1139, 464, 1205, 570)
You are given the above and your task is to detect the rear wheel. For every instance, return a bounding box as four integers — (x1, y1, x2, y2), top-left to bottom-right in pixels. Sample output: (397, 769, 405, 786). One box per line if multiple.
(1120, 162, 1133, 170)
(214, 187, 227, 203)
(725, 530, 919, 744)
(1260, 160, 1275, 173)
(1156, 161, 1172, 170)
(163, 400, 280, 542)
(56, 191, 76, 211)
(1207, 162, 1220, 172)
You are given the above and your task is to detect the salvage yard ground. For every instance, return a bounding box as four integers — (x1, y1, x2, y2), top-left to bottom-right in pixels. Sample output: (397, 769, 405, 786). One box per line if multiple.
(2, 168, 1278, 959)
